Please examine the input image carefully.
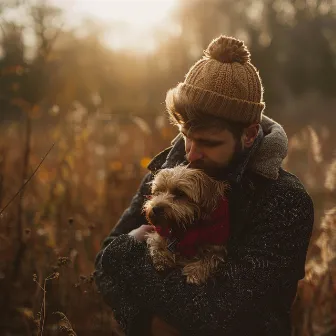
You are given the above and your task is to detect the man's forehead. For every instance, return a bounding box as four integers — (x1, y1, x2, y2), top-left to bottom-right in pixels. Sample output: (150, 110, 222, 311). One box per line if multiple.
(180, 125, 231, 140)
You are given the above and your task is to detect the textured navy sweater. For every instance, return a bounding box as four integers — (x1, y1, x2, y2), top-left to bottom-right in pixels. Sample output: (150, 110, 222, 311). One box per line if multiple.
(94, 119, 314, 335)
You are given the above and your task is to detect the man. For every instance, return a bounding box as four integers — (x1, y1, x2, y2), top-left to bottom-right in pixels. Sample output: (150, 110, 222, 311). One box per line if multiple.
(94, 35, 314, 335)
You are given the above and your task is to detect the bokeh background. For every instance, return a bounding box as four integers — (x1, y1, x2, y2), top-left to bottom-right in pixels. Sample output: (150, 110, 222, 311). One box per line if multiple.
(0, 0, 335, 335)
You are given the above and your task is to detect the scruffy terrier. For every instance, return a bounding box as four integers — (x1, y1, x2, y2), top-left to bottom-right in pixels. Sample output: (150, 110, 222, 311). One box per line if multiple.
(144, 165, 230, 285)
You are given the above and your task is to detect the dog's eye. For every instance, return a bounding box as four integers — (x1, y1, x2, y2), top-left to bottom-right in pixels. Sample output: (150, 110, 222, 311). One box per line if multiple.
(173, 189, 187, 199)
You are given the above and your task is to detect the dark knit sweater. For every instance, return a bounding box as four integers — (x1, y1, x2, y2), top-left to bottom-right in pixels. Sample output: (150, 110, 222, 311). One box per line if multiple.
(94, 118, 314, 335)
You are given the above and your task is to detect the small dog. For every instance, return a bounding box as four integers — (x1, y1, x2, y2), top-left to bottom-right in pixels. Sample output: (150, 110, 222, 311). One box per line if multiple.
(144, 165, 230, 285)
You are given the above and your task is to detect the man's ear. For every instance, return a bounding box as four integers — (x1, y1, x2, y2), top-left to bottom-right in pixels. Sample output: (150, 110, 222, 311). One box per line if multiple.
(242, 124, 259, 148)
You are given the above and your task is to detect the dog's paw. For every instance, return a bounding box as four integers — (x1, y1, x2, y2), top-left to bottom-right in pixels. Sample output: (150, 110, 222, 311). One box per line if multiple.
(153, 263, 166, 272)
(152, 258, 166, 272)
(182, 264, 205, 285)
(185, 274, 203, 285)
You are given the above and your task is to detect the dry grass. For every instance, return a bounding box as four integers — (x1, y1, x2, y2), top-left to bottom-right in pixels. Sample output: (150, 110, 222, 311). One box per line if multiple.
(0, 107, 335, 335)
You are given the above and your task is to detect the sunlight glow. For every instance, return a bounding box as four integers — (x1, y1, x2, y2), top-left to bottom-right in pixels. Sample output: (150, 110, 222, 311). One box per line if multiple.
(59, 0, 178, 52)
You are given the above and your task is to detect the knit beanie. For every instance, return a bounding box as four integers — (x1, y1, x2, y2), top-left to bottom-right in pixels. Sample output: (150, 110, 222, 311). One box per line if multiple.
(166, 35, 265, 125)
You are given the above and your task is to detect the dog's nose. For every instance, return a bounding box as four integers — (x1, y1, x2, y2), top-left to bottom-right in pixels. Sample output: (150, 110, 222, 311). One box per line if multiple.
(152, 206, 164, 216)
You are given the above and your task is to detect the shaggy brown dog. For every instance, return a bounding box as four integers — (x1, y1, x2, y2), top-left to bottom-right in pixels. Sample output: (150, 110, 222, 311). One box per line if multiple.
(144, 165, 229, 285)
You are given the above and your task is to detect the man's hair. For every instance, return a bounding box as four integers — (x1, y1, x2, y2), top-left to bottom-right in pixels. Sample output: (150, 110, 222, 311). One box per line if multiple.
(166, 93, 249, 141)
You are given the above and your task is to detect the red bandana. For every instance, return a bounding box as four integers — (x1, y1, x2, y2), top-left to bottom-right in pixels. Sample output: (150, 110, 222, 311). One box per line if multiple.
(155, 198, 230, 257)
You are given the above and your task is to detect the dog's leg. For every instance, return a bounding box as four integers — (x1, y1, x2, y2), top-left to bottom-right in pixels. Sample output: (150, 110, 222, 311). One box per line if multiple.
(146, 232, 176, 271)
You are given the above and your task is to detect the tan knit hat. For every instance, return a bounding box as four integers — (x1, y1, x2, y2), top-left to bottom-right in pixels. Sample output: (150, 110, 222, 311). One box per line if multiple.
(166, 35, 265, 124)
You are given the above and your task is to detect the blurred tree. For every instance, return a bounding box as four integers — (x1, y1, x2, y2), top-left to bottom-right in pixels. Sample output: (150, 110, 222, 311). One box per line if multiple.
(20, 2, 63, 106)
(0, 0, 65, 283)
(0, 22, 25, 121)
(0, 0, 64, 121)
(247, 0, 336, 125)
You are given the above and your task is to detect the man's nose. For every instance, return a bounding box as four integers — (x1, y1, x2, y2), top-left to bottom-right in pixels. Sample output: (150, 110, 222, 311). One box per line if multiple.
(186, 141, 203, 162)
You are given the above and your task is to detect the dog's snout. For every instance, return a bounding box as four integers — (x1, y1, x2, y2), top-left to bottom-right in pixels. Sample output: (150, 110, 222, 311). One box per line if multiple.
(152, 206, 164, 216)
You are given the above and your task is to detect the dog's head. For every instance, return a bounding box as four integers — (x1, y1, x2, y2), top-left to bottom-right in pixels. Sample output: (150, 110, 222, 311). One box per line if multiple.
(143, 165, 229, 230)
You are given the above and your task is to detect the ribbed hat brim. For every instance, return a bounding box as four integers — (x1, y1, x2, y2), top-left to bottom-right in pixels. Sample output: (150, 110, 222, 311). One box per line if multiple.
(170, 83, 265, 124)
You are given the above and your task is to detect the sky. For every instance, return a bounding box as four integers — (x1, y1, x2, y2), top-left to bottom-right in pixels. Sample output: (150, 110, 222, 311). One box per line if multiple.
(52, 0, 178, 52)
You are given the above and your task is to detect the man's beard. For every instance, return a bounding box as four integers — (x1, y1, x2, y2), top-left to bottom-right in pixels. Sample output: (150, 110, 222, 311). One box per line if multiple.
(187, 141, 244, 181)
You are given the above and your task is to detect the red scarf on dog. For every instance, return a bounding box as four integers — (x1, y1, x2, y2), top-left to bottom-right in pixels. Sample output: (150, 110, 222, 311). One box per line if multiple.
(155, 197, 230, 258)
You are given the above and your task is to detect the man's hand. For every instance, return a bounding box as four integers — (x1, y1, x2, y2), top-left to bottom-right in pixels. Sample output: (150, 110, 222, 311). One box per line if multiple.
(128, 224, 155, 242)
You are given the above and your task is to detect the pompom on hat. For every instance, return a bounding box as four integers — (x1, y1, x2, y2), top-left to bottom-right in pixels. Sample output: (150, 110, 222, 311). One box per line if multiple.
(166, 35, 265, 125)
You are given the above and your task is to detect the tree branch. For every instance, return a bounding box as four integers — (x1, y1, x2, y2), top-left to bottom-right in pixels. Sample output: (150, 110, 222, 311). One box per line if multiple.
(0, 142, 55, 217)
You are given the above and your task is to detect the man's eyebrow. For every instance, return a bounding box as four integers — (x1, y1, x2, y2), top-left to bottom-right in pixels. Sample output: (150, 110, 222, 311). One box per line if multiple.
(181, 130, 224, 144)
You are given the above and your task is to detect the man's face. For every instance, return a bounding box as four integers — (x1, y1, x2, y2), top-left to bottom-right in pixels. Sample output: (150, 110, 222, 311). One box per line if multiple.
(181, 123, 259, 178)
(181, 126, 239, 177)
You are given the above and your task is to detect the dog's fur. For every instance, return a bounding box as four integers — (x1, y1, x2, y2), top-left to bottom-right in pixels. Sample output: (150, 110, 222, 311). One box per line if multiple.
(144, 165, 229, 285)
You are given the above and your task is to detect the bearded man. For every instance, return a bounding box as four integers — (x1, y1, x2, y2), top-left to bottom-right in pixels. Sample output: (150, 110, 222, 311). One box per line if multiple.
(94, 35, 314, 336)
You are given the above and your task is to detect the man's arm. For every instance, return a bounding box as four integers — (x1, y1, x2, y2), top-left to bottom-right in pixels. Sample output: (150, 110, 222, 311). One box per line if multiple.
(97, 188, 314, 335)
